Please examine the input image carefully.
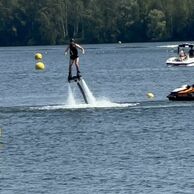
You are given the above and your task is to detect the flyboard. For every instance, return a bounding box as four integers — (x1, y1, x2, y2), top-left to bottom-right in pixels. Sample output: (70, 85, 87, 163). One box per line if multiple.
(68, 76, 88, 104)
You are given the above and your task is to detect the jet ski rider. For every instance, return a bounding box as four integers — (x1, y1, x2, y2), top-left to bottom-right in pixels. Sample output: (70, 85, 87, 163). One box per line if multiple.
(65, 38, 85, 82)
(179, 49, 187, 61)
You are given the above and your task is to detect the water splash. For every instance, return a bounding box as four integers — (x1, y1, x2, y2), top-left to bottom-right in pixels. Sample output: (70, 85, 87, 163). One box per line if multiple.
(30, 101, 135, 110)
(81, 79, 96, 104)
(66, 84, 76, 105)
(65, 78, 133, 108)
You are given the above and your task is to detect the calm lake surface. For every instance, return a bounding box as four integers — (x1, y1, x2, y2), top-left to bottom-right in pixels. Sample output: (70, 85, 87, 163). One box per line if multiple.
(1, 42, 194, 194)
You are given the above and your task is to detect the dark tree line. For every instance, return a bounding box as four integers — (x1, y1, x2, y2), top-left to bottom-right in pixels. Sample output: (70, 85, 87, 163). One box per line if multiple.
(0, 0, 194, 46)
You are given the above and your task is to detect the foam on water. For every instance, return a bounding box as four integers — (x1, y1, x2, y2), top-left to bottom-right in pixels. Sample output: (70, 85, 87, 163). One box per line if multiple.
(158, 44, 178, 48)
(32, 100, 137, 110)
(186, 63, 194, 67)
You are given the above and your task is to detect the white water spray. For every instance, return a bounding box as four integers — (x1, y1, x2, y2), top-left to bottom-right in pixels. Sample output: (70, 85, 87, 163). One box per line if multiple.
(67, 84, 76, 105)
(81, 79, 96, 104)
(65, 78, 136, 109)
(66, 78, 96, 105)
(30, 79, 137, 110)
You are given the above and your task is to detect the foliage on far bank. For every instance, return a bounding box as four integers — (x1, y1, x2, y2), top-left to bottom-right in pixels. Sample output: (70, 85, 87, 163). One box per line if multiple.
(0, 0, 194, 46)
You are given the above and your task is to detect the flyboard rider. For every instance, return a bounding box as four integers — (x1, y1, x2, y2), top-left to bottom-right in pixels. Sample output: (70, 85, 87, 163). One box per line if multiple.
(65, 38, 85, 82)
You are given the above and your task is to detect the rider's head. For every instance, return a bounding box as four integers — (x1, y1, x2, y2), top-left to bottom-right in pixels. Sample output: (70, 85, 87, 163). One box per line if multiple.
(70, 38, 75, 43)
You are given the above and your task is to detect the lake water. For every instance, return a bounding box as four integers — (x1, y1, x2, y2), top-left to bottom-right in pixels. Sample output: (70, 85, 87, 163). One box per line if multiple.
(0, 43, 194, 194)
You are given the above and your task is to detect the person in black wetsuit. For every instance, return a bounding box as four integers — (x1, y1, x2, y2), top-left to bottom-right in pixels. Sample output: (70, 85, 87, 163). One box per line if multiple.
(65, 38, 85, 82)
(189, 46, 194, 58)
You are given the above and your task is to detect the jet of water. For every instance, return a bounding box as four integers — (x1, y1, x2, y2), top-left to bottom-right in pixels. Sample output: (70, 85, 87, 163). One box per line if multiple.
(80, 79, 96, 104)
(67, 84, 76, 105)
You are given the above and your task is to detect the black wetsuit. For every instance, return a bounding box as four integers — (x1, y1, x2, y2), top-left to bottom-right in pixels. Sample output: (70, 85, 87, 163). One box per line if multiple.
(68, 43, 81, 81)
(189, 49, 194, 57)
(70, 43, 78, 60)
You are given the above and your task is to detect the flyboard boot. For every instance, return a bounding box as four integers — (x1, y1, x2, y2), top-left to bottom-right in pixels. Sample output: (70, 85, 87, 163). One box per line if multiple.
(68, 72, 72, 82)
(77, 71, 82, 80)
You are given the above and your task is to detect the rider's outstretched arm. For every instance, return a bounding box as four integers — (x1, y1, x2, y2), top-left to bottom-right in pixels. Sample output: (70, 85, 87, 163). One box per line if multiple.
(75, 44, 85, 54)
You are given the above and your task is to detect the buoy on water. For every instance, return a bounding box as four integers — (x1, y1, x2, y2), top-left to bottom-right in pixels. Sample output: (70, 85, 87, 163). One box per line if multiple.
(34, 52, 45, 70)
(35, 53, 43, 60)
(35, 62, 45, 70)
(147, 92, 155, 99)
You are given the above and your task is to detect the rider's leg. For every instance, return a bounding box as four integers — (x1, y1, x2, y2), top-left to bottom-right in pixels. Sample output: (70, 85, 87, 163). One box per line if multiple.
(75, 58, 81, 77)
(68, 60, 74, 81)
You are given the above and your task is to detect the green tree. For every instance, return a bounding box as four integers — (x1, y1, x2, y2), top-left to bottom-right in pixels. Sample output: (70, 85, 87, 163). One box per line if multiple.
(0, 0, 194, 45)
(146, 9, 167, 41)
(116, 0, 140, 42)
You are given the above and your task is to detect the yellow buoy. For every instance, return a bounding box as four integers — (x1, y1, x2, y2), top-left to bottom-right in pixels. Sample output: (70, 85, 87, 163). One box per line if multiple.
(147, 92, 155, 98)
(35, 53, 43, 60)
(35, 62, 45, 70)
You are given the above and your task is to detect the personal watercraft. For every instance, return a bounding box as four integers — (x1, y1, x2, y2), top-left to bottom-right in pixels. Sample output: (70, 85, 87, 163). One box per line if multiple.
(167, 84, 194, 101)
(166, 43, 194, 66)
